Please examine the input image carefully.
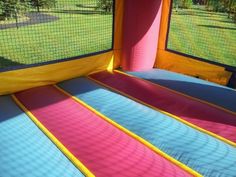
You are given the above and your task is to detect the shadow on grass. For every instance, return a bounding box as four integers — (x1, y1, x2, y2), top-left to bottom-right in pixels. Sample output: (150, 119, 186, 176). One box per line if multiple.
(0, 56, 23, 70)
(215, 19, 236, 24)
(0, 12, 59, 30)
(173, 11, 212, 17)
(173, 9, 228, 18)
(198, 24, 236, 30)
(76, 4, 97, 9)
(192, 8, 228, 16)
(52, 9, 111, 15)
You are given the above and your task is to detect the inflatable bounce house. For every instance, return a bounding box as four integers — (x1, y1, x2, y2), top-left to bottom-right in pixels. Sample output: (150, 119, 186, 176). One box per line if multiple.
(0, 0, 236, 176)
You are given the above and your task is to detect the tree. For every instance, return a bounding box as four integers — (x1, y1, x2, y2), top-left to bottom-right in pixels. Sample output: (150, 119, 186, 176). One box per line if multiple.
(192, 0, 206, 5)
(226, 0, 236, 18)
(173, 0, 180, 11)
(0, 0, 29, 20)
(182, 0, 193, 8)
(30, 0, 56, 12)
(205, 0, 236, 21)
(173, 0, 192, 9)
(96, 0, 113, 13)
(206, 0, 224, 11)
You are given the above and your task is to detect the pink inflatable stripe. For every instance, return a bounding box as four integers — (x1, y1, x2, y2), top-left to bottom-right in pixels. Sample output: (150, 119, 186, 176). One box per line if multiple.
(15, 86, 192, 177)
(89, 71, 236, 144)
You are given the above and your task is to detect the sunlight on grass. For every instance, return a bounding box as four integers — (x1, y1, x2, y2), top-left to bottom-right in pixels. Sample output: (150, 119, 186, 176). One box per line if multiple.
(168, 6, 236, 67)
(0, 0, 112, 69)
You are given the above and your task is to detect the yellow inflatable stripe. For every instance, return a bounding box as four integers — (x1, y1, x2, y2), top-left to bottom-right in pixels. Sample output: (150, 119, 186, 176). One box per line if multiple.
(11, 94, 95, 177)
(115, 69, 236, 116)
(87, 75, 236, 148)
(54, 85, 202, 177)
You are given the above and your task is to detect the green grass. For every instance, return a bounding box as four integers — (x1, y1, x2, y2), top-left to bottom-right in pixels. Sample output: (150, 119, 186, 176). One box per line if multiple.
(1, 2, 235, 70)
(0, 0, 112, 69)
(168, 6, 236, 67)
(57, 0, 97, 8)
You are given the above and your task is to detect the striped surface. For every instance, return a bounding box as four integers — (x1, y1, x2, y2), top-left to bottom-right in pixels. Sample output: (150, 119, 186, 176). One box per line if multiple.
(59, 77, 236, 177)
(128, 69, 236, 112)
(89, 71, 236, 144)
(15, 86, 192, 177)
(0, 96, 85, 177)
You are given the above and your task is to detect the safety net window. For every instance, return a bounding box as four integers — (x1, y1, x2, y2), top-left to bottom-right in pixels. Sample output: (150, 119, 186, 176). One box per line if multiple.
(0, 0, 114, 71)
(167, 0, 236, 68)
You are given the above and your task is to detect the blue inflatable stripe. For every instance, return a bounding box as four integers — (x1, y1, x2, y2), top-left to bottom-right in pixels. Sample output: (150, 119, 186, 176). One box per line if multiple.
(0, 96, 85, 177)
(59, 77, 236, 177)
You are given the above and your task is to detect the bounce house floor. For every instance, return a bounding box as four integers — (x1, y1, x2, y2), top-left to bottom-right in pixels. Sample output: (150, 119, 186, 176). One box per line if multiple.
(1, 69, 236, 177)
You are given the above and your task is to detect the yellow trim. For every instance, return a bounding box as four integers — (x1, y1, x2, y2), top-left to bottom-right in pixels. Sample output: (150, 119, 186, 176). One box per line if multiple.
(0, 52, 114, 96)
(113, 0, 124, 68)
(87, 75, 236, 148)
(54, 85, 203, 177)
(11, 94, 95, 177)
(114, 70, 236, 116)
(1, 0, 123, 96)
(156, 0, 232, 85)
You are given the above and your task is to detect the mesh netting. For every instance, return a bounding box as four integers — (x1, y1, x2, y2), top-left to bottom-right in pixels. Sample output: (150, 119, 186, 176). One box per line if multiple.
(167, 0, 236, 68)
(0, 0, 114, 71)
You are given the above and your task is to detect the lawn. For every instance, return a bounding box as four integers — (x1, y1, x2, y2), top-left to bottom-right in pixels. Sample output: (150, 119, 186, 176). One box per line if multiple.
(0, 0, 113, 69)
(167, 6, 236, 67)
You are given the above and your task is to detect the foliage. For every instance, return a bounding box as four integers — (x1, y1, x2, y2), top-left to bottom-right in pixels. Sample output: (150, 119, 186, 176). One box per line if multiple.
(0, 0, 57, 20)
(182, 0, 193, 8)
(205, 0, 236, 21)
(173, 0, 192, 9)
(206, 0, 224, 11)
(30, 0, 56, 12)
(233, 5, 236, 21)
(96, 0, 113, 13)
(173, 0, 236, 22)
(0, 0, 30, 20)
(192, 0, 205, 5)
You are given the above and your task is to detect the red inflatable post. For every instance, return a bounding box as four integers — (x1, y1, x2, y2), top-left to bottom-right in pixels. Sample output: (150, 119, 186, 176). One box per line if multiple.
(121, 0, 163, 71)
